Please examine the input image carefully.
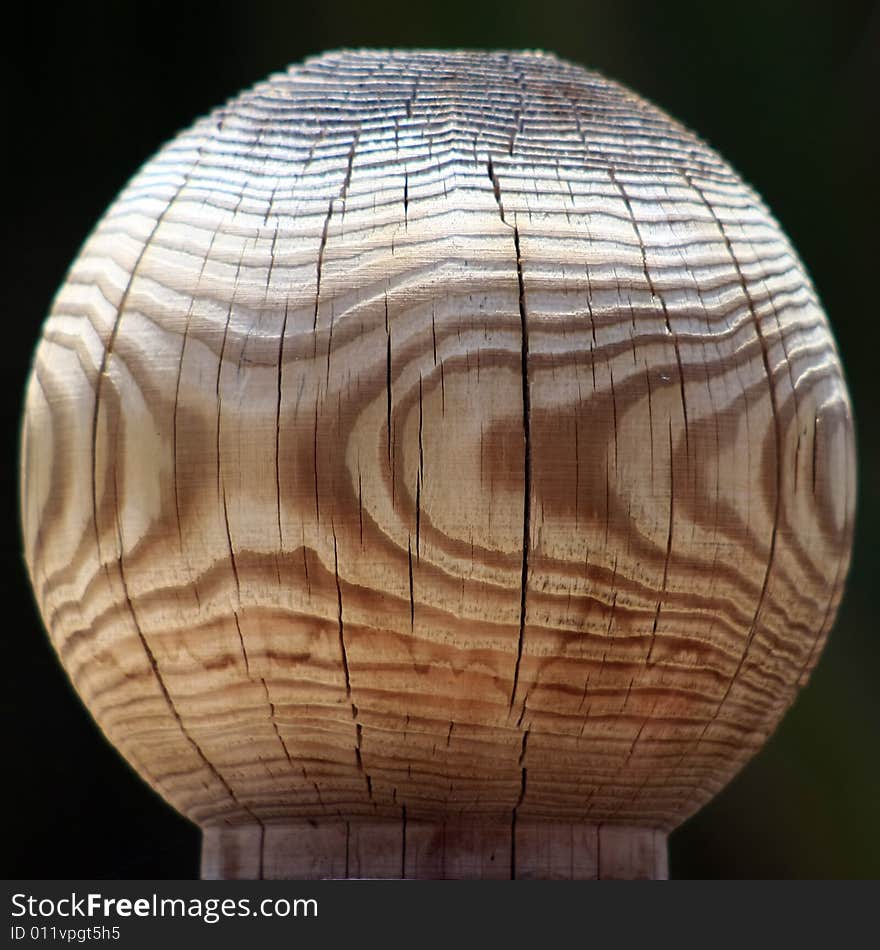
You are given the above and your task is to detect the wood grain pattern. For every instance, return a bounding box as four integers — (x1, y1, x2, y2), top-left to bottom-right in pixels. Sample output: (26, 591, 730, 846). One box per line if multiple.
(21, 50, 855, 873)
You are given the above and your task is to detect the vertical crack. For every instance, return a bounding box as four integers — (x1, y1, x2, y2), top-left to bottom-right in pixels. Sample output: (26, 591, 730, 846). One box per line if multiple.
(221, 485, 250, 676)
(332, 528, 351, 697)
(313, 131, 360, 338)
(509, 223, 531, 712)
(265, 221, 280, 291)
(518, 727, 530, 766)
(261, 676, 292, 763)
(313, 399, 320, 524)
(408, 538, 415, 631)
(275, 301, 290, 552)
(334, 526, 372, 804)
(171, 236, 216, 611)
(313, 209, 331, 339)
(609, 167, 690, 458)
(403, 171, 409, 227)
(385, 293, 393, 476)
(487, 156, 505, 220)
(416, 374, 424, 559)
(647, 421, 676, 664)
(216, 286, 251, 679)
(355, 722, 374, 801)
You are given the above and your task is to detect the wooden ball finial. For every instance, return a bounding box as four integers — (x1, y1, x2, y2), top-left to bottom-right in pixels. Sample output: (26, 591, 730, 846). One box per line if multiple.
(21, 49, 855, 879)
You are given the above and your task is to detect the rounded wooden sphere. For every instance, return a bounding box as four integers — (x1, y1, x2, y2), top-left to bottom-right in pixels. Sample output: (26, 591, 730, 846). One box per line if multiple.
(22, 50, 854, 873)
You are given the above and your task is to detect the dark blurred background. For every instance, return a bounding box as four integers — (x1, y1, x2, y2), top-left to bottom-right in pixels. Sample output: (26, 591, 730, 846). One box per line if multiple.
(2, 0, 877, 879)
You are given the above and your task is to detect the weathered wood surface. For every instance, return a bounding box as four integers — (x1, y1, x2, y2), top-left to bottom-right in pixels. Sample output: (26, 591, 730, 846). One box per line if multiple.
(21, 50, 855, 874)
(201, 820, 667, 880)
